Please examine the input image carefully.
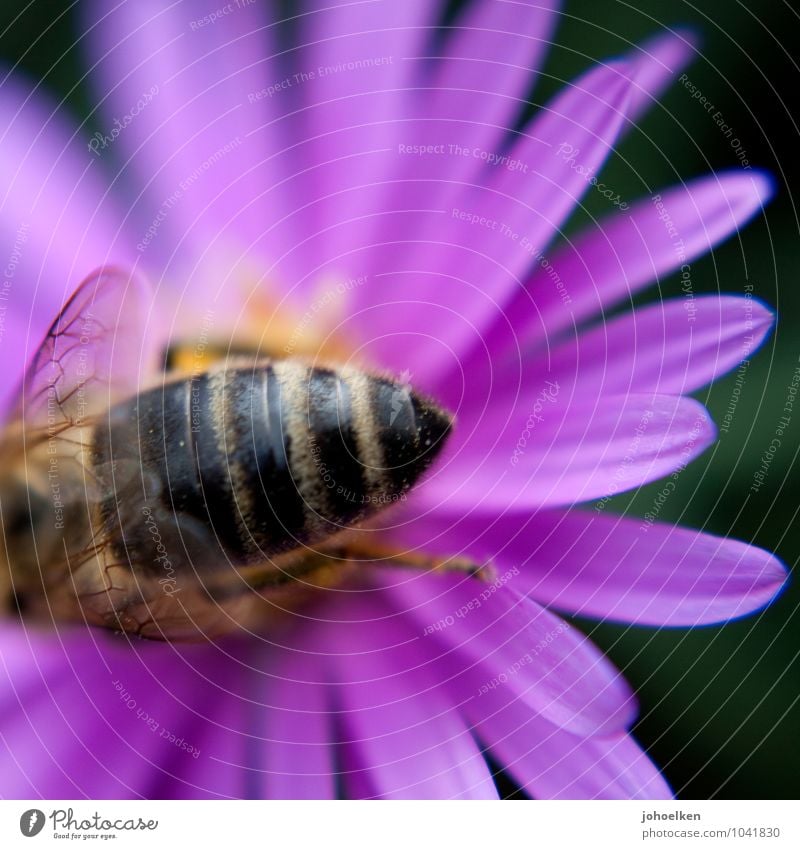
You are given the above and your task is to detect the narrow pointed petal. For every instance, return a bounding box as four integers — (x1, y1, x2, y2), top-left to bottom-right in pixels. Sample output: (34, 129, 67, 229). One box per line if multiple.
(82, 0, 309, 289)
(279, 2, 440, 299)
(350, 61, 633, 391)
(0, 627, 224, 797)
(416, 394, 716, 511)
(379, 574, 637, 736)
(417, 0, 560, 171)
(234, 646, 335, 800)
(449, 291, 772, 437)
(318, 594, 498, 799)
(516, 512, 789, 626)
(519, 171, 774, 346)
(626, 29, 699, 125)
(294, 1, 559, 300)
(545, 295, 774, 396)
(389, 508, 788, 627)
(467, 691, 671, 798)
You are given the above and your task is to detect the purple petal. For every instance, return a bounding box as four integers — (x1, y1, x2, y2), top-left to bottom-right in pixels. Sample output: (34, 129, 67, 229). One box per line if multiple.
(82, 0, 309, 288)
(292, 1, 437, 191)
(427, 0, 558, 140)
(396, 0, 560, 185)
(279, 2, 440, 303)
(317, 593, 498, 799)
(413, 394, 716, 512)
(378, 583, 668, 798)
(322, 0, 559, 306)
(0, 626, 219, 797)
(515, 512, 789, 627)
(346, 59, 633, 393)
(445, 292, 771, 438)
(388, 509, 788, 627)
(144, 635, 339, 800)
(464, 688, 671, 798)
(292, 1, 558, 297)
(241, 645, 335, 800)
(378, 573, 636, 736)
(544, 295, 774, 396)
(447, 27, 697, 386)
(0, 625, 330, 799)
(517, 171, 774, 347)
(625, 29, 699, 125)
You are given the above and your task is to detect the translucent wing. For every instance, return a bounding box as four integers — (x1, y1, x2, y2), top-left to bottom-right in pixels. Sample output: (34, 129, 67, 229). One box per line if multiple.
(9, 266, 153, 435)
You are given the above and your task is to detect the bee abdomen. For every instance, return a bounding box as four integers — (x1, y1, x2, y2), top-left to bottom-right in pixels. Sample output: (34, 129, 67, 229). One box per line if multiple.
(94, 362, 451, 572)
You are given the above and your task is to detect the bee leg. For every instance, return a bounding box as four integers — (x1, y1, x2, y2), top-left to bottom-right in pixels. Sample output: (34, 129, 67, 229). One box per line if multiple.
(333, 540, 496, 583)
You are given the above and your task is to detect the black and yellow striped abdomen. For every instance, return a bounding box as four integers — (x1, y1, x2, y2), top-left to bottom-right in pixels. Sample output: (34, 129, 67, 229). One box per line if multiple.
(92, 361, 451, 579)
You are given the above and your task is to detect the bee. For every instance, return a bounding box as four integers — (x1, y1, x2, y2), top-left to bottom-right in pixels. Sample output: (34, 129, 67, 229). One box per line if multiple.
(0, 268, 477, 641)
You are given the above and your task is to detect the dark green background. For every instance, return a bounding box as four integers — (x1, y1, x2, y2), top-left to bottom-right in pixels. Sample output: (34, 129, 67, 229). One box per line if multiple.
(1, 0, 797, 799)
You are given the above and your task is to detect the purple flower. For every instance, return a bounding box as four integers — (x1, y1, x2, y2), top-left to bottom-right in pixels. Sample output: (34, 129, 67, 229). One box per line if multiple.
(0, 0, 787, 799)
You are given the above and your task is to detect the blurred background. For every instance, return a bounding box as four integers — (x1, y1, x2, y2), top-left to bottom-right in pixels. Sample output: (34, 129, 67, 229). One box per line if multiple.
(0, 0, 797, 799)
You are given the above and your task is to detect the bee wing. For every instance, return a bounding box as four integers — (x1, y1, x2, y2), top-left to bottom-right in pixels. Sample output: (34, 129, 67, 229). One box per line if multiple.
(9, 266, 153, 435)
